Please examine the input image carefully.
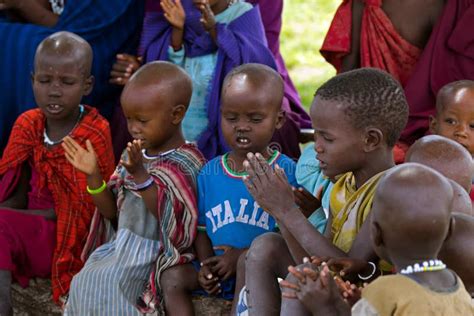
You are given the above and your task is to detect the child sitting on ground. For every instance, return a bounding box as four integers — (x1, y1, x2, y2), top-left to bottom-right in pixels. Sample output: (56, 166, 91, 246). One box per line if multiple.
(239, 68, 409, 315)
(158, 63, 297, 316)
(0, 31, 115, 314)
(281, 163, 474, 315)
(63, 61, 206, 315)
(430, 80, 474, 157)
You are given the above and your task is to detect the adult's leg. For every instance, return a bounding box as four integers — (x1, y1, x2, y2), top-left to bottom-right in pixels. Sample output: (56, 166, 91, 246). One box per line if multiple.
(0, 270, 13, 316)
(160, 263, 199, 316)
(245, 233, 295, 316)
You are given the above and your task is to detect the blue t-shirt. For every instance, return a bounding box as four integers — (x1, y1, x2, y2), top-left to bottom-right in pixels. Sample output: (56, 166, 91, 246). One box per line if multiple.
(197, 151, 297, 254)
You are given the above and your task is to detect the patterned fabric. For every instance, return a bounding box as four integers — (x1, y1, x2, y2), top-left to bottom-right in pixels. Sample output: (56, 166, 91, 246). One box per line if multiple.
(320, 0, 421, 87)
(330, 171, 385, 252)
(356, 273, 474, 315)
(401, 0, 474, 144)
(81, 144, 206, 314)
(0, 106, 115, 302)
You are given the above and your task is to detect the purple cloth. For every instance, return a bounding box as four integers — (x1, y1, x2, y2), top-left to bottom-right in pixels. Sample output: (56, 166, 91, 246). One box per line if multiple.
(248, 0, 311, 129)
(401, 0, 474, 144)
(139, 1, 293, 159)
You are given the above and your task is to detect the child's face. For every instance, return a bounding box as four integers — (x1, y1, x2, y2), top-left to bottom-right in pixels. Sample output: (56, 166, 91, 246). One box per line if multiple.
(430, 89, 474, 155)
(32, 53, 92, 123)
(221, 84, 284, 157)
(121, 87, 176, 156)
(310, 97, 366, 179)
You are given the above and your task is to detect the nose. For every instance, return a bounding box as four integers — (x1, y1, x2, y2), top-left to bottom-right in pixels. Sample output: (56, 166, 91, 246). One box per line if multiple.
(314, 141, 323, 154)
(454, 124, 468, 138)
(234, 123, 251, 133)
(48, 81, 62, 98)
(127, 121, 141, 136)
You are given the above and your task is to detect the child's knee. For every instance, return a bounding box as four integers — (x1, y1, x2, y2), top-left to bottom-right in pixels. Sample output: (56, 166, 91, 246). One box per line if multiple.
(161, 264, 194, 293)
(246, 232, 286, 263)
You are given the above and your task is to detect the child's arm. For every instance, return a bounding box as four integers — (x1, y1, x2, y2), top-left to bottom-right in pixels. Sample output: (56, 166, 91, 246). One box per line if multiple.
(0, 0, 60, 27)
(194, 1, 218, 43)
(244, 153, 372, 260)
(161, 0, 186, 51)
(340, 0, 364, 72)
(195, 231, 221, 295)
(62, 136, 117, 220)
(0, 163, 30, 209)
(119, 140, 161, 219)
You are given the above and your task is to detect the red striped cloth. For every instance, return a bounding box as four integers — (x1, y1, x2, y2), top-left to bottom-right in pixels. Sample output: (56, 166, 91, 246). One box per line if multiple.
(0, 106, 115, 303)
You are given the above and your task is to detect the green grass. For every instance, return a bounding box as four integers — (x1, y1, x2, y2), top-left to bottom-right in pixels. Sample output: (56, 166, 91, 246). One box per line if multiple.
(281, 0, 339, 110)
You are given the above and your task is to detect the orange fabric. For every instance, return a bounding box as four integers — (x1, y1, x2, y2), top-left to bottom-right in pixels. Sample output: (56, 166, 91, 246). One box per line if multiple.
(0, 106, 115, 302)
(321, 0, 421, 86)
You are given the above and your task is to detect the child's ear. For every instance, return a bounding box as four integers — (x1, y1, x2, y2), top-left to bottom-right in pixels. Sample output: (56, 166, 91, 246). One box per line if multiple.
(363, 128, 383, 152)
(30, 72, 35, 84)
(171, 104, 186, 125)
(275, 110, 286, 130)
(429, 115, 438, 134)
(83, 75, 95, 96)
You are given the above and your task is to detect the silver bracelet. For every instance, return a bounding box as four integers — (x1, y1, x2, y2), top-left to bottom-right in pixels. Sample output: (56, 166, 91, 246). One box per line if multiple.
(358, 261, 377, 281)
(134, 176, 154, 191)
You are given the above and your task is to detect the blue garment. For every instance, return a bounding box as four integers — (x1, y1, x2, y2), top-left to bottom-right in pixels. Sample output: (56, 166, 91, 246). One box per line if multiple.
(168, 2, 252, 142)
(295, 144, 333, 233)
(198, 151, 297, 253)
(0, 0, 144, 153)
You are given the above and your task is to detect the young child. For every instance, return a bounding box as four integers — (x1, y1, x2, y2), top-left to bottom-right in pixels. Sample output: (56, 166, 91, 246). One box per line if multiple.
(111, 0, 304, 159)
(63, 61, 206, 315)
(239, 68, 409, 315)
(281, 163, 474, 315)
(430, 80, 474, 157)
(0, 31, 115, 314)
(157, 63, 297, 316)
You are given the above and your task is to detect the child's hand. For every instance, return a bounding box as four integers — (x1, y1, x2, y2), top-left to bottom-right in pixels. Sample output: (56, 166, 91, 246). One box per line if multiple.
(334, 276, 363, 307)
(243, 153, 295, 220)
(293, 186, 323, 218)
(109, 54, 142, 86)
(326, 257, 371, 280)
(161, 0, 186, 30)
(201, 246, 244, 281)
(193, 0, 216, 31)
(198, 263, 221, 295)
(281, 265, 350, 316)
(120, 140, 147, 178)
(62, 136, 100, 176)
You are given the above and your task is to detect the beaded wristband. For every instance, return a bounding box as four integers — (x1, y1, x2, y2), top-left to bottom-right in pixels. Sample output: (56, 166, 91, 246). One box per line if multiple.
(86, 180, 107, 195)
(358, 261, 377, 281)
(134, 176, 154, 191)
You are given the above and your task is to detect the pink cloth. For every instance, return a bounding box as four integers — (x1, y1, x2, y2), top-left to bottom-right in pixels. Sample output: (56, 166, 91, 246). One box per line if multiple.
(0, 166, 56, 287)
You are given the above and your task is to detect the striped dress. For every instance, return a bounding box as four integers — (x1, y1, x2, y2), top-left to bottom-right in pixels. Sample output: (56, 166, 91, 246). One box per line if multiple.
(65, 144, 205, 315)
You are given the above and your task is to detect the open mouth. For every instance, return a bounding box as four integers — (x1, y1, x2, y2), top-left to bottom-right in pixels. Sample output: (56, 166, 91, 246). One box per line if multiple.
(46, 104, 63, 114)
(236, 136, 251, 146)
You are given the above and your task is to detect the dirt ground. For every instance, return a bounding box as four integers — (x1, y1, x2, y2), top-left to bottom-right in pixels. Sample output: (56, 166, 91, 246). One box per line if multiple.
(12, 278, 232, 316)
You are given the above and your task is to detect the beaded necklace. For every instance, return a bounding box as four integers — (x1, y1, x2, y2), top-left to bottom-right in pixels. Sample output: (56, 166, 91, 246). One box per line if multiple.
(399, 259, 446, 275)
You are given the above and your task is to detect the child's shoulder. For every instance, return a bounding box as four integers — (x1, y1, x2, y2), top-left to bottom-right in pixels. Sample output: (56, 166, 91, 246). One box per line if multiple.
(199, 154, 225, 175)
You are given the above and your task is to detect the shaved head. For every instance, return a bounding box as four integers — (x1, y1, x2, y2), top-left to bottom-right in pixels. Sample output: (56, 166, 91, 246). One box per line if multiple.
(406, 135, 473, 192)
(371, 163, 453, 263)
(436, 80, 474, 113)
(222, 63, 284, 111)
(35, 31, 93, 77)
(123, 61, 192, 109)
(449, 180, 473, 216)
